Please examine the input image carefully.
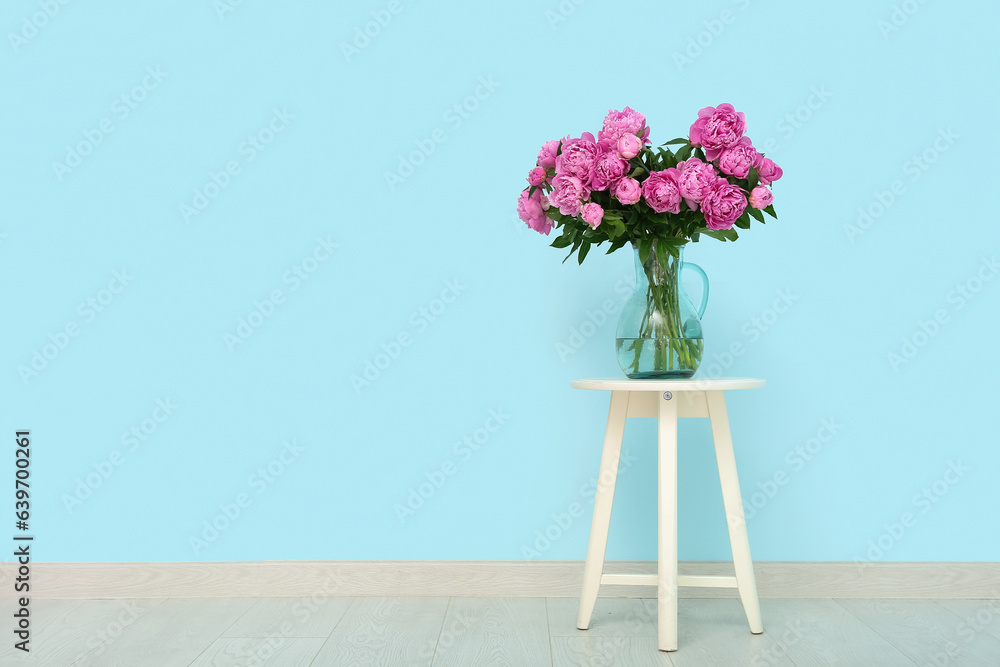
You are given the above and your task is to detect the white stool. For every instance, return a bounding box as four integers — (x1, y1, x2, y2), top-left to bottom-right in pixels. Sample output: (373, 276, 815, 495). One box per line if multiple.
(572, 377, 765, 652)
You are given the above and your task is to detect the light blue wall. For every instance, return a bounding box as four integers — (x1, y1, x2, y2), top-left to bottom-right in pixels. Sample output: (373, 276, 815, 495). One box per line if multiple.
(2, 0, 997, 564)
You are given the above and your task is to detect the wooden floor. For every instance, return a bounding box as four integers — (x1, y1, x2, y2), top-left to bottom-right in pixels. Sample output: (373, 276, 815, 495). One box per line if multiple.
(3, 596, 1000, 666)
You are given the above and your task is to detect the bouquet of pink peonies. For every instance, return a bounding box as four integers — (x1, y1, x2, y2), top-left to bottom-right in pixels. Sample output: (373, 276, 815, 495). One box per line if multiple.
(516, 104, 782, 266)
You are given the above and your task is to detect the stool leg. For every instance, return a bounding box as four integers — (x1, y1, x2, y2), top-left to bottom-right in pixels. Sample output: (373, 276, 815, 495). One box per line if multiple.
(657, 392, 679, 651)
(577, 390, 629, 630)
(706, 390, 763, 634)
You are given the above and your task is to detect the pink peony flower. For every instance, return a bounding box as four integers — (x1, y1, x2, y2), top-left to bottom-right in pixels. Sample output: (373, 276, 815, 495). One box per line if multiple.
(716, 137, 762, 179)
(642, 168, 683, 214)
(549, 174, 590, 217)
(757, 157, 783, 185)
(589, 147, 629, 191)
(517, 189, 553, 235)
(537, 140, 559, 170)
(701, 178, 747, 230)
(614, 177, 642, 205)
(689, 103, 747, 161)
(555, 134, 600, 182)
(597, 107, 650, 147)
(748, 185, 774, 210)
(527, 166, 547, 187)
(616, 134, 642, 159)
(581, 202, 604, 229)
(676, 158, 718, 210)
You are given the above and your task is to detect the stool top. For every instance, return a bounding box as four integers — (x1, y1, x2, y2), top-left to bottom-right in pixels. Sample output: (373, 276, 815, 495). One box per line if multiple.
(571, 377, 765, 392)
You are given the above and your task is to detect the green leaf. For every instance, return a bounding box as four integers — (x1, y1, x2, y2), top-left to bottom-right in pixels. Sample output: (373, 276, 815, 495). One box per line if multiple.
(660, 137, 688, 146)
(639, 238, 652, 265)
(735, 213, 751, 229)
(661, 236, 689, 246)
(627, 209, 638, 226)
(764, 204, 778, 219)
(562, 235, 582, 263)
(605, 237, 629, 254)
(694, 147, 706, 161)
(577, 240, 591, 265)
(655, 239, 671, 270)
(747, 207, 765, 223)
(722, 228, 740, 242)
(550, 234, 572, 248)
(746, 167, 759, 192)
(699, 229, 729, 242)
(674, 145, 693, 161)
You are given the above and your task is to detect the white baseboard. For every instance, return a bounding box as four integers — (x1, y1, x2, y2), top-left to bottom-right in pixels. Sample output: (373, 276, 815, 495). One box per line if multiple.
(2, 561, 997, 600)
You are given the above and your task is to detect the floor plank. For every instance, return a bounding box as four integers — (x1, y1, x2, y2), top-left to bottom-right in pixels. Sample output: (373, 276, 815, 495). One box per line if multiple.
(936, 599, 1000, 644)
(759, 598, 915, 665)
(643, 598, 795, 666)
(0, 599, 85, 664)
(189, 637, 325, 666)
(75, 598, 255, 667)
(309, 597, 448, 667)
(547, 597, 657, 637)
(431, 597, 551, 667)
(552, 636, 675, 666)
(839, 598, 1000, 666)
(0, 599, 165, 666)
(221, 597, 353, 638)
(4, 595, 994, 666)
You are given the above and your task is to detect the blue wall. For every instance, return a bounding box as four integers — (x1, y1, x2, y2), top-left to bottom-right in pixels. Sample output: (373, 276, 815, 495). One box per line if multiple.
(2, 0, 997, 564)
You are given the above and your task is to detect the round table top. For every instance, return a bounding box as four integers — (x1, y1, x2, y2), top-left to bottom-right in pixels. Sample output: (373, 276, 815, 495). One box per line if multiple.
(571, 377, 765, 392)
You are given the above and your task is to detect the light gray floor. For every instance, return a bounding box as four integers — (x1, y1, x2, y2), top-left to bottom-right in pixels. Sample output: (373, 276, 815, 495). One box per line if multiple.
(4, 596, 1000, 666)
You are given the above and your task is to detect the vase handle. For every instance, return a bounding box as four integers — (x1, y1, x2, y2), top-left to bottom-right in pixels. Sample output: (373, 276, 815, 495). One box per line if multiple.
(683, 262, 710, 318)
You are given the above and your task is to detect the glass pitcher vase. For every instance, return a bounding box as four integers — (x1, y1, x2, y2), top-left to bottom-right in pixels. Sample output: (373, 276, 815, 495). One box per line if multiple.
(615, 242, 709, 379)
